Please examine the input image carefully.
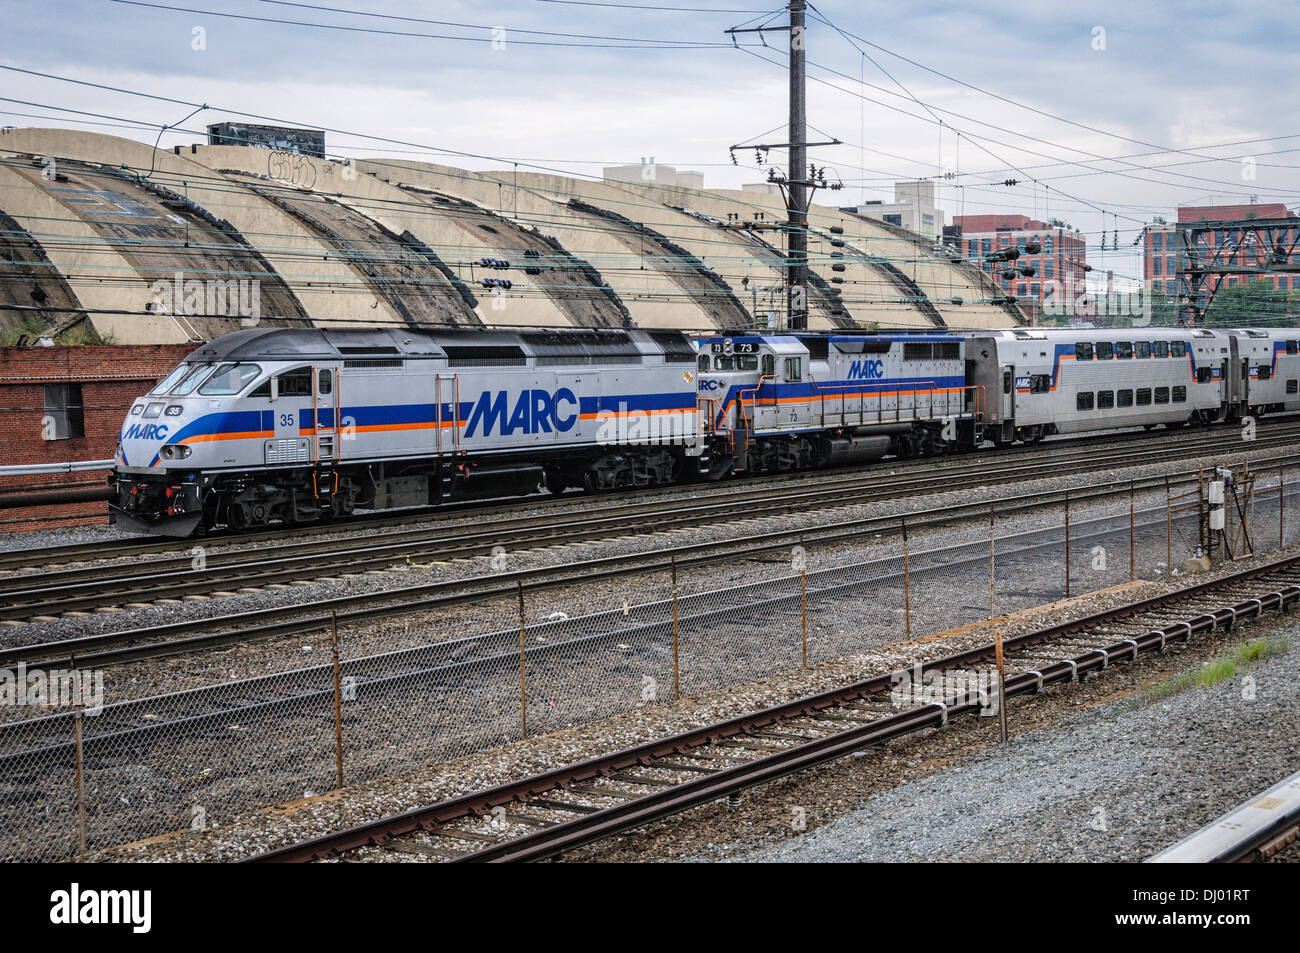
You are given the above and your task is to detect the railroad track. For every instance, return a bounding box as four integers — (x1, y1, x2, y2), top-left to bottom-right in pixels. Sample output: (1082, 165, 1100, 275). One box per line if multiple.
(243, 552, 1300, 864)
(0, 417, 1292, 580)
(0, 465, 1256, 669)
(1, 430, 1293, 624)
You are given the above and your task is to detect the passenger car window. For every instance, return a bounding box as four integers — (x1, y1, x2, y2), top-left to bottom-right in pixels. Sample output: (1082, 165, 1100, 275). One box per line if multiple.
(1097, 342, 1114, 360)
(1153, 341, 1170, 358)
(1136, 342, 1151, 359)
(1115, 342, 1133, 359)
(199, 363, 263, 396)
(1154, 386, 1170, 403)
(1075, 342, 1094, 361)
(1172, 386, 1187, 402)
(1118, 390, 1134, 407)
(1097, 390, 1115, 408)
(1136, 388, 1152, 405)
(1076, 392, 1094, 410)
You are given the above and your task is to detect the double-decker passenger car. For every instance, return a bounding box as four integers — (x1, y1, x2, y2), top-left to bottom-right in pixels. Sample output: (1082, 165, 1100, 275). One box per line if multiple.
(965, 327, 1231, 443)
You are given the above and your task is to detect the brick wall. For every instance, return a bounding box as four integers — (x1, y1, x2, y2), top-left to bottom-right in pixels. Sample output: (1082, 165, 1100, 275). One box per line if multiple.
(0, 345, 194, 532)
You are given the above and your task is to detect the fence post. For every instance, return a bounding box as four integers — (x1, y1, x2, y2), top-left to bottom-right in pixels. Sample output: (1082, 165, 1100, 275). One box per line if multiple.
(517, 581, 527, 741)
(902, 517, 911, 640)
(1129, 479, 1136, 582)
(330, 611, 344, 791)
(1064, 491, 1071, 598)
(801, 561, 808, 669)
(988, 502, 996, 619)
(671, 556, 680, 701)
(1281, 463, 1286, 551)
(71, 654, 86, 856)
(1170, 475, 1180, 572)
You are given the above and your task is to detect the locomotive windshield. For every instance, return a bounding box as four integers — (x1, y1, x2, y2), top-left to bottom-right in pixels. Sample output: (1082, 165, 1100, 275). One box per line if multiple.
(171, 364, 216, 396)
(198, 363, 262, 396)
(149, 364, 191, 395)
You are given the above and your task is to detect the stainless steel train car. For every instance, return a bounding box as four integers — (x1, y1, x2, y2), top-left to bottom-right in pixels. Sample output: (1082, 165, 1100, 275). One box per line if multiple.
(966, 326, 1300, 445)
(112, 326, 702, 535)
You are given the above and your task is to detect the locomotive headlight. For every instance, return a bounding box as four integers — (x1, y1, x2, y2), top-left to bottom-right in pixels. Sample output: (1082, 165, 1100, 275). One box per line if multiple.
(160, 444, 192, 460)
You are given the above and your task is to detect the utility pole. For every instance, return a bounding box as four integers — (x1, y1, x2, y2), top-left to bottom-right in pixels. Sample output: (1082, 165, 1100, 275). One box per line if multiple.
(727, 1, 840, 331)
(787, 0, 808, 329)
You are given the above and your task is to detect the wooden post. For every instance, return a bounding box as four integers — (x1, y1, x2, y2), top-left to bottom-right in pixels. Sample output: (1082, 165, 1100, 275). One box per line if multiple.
(902, 517, 911, 640)
(988, 502, 995, 619)
(1064, 491, 1071, 598)
(994, 630, 1007, 743)
(671, 556, 680, 701)
(330, 611, 344, 790)
(517, 581, 527, 741)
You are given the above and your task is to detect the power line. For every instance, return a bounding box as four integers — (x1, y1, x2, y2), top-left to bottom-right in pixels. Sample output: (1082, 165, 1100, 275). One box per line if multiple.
(107, 0, 746, 48)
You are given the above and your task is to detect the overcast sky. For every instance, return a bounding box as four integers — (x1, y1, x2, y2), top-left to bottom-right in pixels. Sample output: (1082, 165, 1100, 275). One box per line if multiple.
(2, 0, 1298, 288)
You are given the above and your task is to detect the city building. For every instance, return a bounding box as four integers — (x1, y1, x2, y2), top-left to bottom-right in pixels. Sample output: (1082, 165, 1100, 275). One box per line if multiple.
(1143, 202, 1298, 296)
(602, 158, 704, 191)
(845, 180, 944, 238)
(952, 214, 1089, 322)
(205, 122, 326, 158)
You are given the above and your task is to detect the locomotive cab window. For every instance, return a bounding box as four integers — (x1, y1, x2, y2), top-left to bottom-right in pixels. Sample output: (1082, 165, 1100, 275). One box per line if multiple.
(198, 363, 262, 396)
(713, 355, 734, 371)
(697, 354, 709, 372)
(318, 369, 332, 396)
(783, 357, 802, 382)
(762, 354, 775, 377)
(734, 354, 758, 371)
(272, 367, 313, 398)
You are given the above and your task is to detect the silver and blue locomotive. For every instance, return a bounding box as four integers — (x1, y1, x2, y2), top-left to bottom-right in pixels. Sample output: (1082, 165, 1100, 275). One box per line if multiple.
(112, 326, 702, 535)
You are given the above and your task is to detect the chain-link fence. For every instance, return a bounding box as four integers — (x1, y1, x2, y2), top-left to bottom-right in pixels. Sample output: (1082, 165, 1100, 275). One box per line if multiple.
(3, 468, 1297, 861)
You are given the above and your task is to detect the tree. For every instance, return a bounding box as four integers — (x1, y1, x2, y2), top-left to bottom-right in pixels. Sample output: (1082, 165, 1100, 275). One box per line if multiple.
(1202, 278, 1297, 327)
